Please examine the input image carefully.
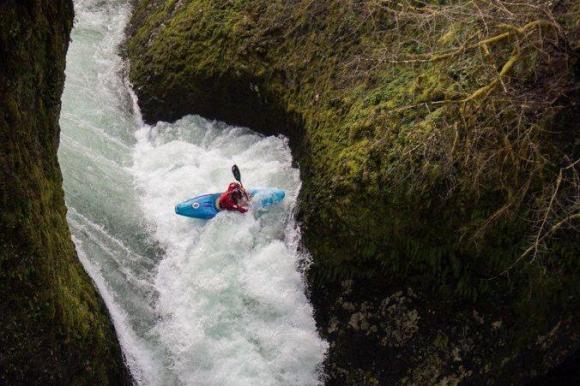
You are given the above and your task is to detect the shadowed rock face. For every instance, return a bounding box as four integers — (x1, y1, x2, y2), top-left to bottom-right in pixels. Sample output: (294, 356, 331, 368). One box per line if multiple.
(124, 0, 579, 384)
(0, 1, 130, 384)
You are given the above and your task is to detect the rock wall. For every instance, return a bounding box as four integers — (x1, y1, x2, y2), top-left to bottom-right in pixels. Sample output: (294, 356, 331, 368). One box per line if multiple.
(0, 1, 131, 384)
(124, 0, 579, 384)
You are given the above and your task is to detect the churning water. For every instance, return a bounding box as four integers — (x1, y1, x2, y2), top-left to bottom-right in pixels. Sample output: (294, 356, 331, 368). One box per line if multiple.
(58, 0, 327, 384)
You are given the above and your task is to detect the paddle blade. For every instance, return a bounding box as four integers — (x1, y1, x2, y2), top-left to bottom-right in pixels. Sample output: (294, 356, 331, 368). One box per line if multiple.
(232, 164, 242, 182)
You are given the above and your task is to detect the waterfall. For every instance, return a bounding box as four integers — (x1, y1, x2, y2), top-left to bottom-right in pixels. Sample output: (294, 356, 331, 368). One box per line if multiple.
(58, 0, 327, 385)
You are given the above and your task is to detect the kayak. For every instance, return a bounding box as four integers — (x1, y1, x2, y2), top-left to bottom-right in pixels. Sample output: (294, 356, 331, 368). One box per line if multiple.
(175, 188, 285, 219)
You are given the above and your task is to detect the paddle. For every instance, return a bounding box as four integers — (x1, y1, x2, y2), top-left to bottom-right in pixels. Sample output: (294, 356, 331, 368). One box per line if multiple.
(232, 164, 242, 184)
(232, 164, 250, 200)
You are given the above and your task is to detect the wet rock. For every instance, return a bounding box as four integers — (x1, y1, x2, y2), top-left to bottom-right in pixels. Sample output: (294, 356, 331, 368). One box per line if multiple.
(342, 302, 356, 312)
(349, 312, 365, 331)
(328, 317, 340, 334)
(379, 292, 420, 347)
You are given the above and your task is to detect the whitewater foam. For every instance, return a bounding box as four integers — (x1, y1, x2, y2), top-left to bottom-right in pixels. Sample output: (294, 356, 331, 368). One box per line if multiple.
(132, 117, 327, 386)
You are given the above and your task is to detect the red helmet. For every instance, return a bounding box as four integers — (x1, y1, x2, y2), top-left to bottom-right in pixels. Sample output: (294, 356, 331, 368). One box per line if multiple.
(228, 182, 241, 190)
(231, 190, 243, 201)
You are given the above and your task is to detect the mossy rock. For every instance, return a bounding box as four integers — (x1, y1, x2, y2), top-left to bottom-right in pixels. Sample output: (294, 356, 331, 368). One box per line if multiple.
(125, 0, 579, 384)
(0, 1, 130, 384)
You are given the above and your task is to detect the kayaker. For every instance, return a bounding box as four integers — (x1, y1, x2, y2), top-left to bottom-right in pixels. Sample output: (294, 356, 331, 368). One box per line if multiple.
(217, 182, 250, 213)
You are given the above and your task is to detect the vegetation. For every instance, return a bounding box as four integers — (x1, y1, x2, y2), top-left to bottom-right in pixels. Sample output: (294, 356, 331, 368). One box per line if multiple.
(125, 0, 579, 384)
(0, 1, 130, 384)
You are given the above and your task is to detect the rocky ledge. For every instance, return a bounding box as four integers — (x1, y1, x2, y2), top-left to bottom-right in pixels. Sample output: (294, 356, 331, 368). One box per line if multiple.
(124, 0, 579, 384)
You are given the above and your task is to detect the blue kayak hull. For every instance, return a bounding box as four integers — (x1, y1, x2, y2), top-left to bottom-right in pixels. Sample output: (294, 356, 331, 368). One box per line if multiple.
(175, 188, 285, 219)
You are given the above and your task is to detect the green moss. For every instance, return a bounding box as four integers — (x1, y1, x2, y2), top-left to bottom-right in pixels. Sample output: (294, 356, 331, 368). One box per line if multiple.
(125, 0, 579, 384)
(0, 1, 129, 384)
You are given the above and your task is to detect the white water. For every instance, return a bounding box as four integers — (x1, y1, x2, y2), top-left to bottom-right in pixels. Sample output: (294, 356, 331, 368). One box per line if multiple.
(58, 0, 327, 385)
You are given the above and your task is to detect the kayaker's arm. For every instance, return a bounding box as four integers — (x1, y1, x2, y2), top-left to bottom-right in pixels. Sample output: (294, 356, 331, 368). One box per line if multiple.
(241, 187, 250, 201)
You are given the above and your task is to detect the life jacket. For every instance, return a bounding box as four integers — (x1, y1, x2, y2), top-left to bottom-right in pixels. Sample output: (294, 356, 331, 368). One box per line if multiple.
(218, 182, 249, 213)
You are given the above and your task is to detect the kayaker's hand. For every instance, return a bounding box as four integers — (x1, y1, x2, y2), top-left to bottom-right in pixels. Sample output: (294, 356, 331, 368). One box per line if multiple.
(233, 204, 248, 213)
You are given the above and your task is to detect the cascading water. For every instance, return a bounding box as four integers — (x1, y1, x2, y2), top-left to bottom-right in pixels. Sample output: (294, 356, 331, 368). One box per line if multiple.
(58, 0, 327, 385)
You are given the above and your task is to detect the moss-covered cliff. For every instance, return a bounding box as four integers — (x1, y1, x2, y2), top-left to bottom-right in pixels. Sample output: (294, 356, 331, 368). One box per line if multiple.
(125, 0, 579, 384)
(0, 1, 130, 384)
